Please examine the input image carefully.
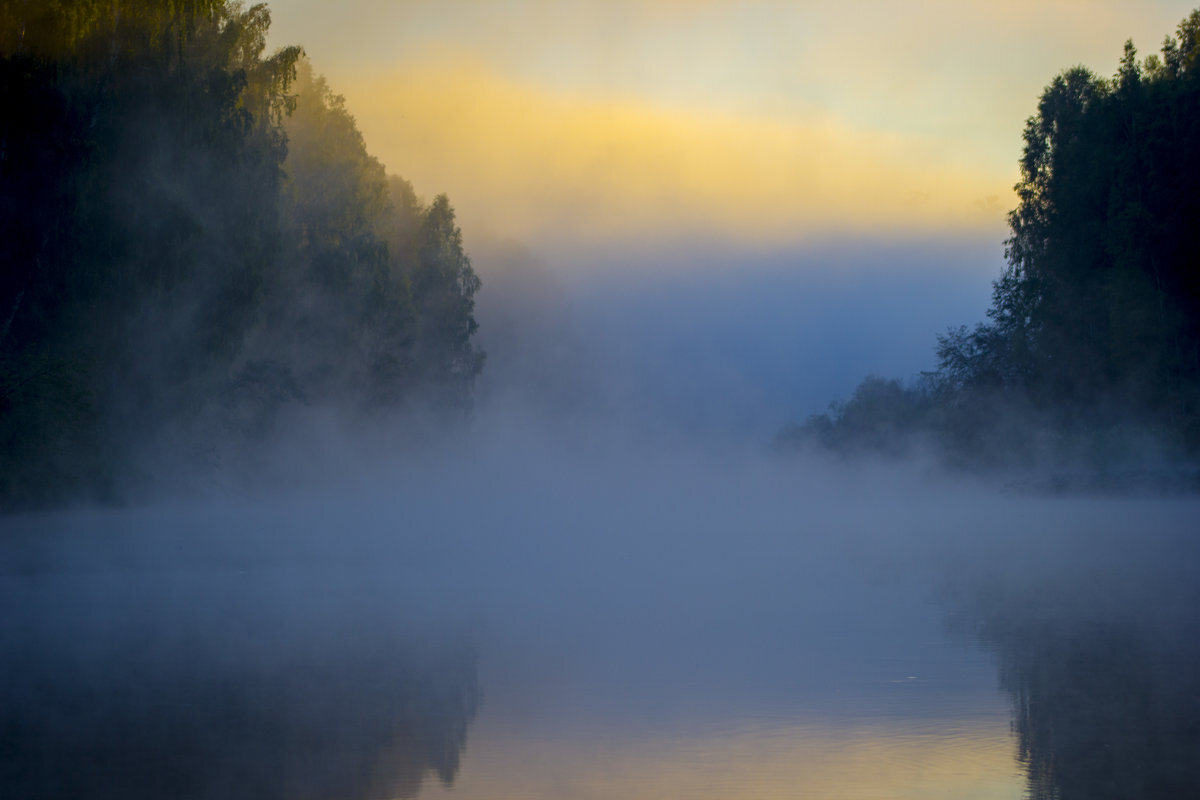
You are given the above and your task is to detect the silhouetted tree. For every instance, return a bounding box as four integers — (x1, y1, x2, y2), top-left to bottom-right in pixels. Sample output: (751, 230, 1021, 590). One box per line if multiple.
(0, 1, 302, 505)
(411, 195, 484, 404)
(782, 10, 1200, 477)
(975, 12, 1200, 446)
(0, 2, 486, 508)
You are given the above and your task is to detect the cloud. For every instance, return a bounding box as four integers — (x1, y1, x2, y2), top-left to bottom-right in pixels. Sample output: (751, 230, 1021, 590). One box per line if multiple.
(341, 59, 1013, 246)
(264, 0, 1197, 249)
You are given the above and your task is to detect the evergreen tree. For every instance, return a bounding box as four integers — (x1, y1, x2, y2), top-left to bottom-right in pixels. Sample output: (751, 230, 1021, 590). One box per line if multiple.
(0, 2, 486, 508)
(784, 10, 1200, 474)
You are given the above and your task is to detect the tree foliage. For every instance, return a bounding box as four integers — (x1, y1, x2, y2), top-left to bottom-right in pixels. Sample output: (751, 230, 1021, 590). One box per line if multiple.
(0, 2, 484, 509)
(782, 11, 1200, 476)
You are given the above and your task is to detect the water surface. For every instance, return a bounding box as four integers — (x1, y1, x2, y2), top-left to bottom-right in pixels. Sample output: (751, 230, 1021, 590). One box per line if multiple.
(4, 450, 1198, 799)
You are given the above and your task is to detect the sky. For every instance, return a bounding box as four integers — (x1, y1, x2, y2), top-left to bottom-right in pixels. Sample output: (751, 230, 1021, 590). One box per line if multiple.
(263, 0, 1196, 249)
(262, 0, 1199, 430)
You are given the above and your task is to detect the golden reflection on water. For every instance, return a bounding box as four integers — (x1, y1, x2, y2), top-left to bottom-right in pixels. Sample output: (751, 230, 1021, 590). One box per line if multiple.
(419, 714, 1023, 800)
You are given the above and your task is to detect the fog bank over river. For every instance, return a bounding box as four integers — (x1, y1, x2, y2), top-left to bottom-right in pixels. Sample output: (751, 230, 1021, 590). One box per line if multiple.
(5, 416, 1199, 798)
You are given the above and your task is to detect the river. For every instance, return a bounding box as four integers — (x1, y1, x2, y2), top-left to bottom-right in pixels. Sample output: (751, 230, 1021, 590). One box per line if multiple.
(3, 447, 1198, 799)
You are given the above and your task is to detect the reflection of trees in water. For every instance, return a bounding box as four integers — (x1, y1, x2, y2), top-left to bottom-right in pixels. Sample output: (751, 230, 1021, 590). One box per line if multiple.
(985, 618, 1200, 800)
(948, 531, 1200, 800)
(0, 567, 480, 800)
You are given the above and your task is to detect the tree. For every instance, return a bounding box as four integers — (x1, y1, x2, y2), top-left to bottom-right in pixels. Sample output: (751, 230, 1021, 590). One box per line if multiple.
(265, 59, 484, 414)
(411, 196, 485, 403)
(783, 9, 1200, 472)
(0, 2, 487, 508)
(940, 10, 1200, 451)
(0, 0, 300, 505)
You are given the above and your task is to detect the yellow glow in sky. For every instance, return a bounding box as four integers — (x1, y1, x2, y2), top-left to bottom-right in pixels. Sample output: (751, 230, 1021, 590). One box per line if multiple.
(264, 0, 1199, 247)
(345, 60, 1009, 245)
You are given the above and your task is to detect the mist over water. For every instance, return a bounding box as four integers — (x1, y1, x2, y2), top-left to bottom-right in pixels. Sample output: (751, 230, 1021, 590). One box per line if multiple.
(6, 3, 1200, 798)
(1, 215, 1196, 800)
(5, 386, 1200, 797)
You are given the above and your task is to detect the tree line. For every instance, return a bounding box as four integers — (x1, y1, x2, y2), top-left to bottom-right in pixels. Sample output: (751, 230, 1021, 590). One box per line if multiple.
(0, 1, 484, 508)
(780, 10, 1200, 481)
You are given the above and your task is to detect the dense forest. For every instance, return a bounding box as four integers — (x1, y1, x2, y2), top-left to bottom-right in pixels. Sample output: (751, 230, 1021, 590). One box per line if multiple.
(780, 11, 1200, 481)
(7, 3, 1200, 508)
(0, 1, 483, 509)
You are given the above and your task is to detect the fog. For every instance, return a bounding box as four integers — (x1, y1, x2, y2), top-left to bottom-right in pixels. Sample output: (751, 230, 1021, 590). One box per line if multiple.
(7, 1, 1200, 795)
(4, 239, 1200, 799)
(470, 233, 1001, 438)
(6, 380, 1200, 797)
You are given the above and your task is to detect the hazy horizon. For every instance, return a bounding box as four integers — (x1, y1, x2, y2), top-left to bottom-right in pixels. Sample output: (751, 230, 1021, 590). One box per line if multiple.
(5, 4, 1200, 798)
(256, 0, 1199, 432)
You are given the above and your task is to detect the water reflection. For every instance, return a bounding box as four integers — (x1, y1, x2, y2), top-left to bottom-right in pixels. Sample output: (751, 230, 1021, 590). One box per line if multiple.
(5, 482, 1198, 800)
(410, 487, 1025, 800)
(421, 715, 1020, 800)
(0, 521, 480, 800)
(946, 517, 1200, 800)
